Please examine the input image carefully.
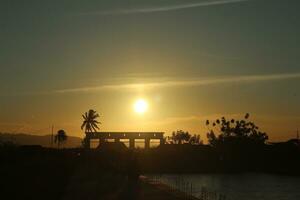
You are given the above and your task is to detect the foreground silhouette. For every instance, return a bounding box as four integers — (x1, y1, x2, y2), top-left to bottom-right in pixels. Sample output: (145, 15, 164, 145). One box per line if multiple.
(54, 129, 68, 148)
(1, 113, 300, 199)
(1, 140, 300, 199)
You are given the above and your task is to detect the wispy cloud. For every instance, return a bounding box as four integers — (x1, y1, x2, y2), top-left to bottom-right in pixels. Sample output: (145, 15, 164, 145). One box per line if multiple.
(142, 113, 300, 128)
(81, 0, 249, 16)
(141, 113, 243, 128)
(55, 72, 300, 94)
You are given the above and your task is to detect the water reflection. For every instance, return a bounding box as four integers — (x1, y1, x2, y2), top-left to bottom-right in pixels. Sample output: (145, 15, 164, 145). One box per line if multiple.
(152, 173, 300, 200)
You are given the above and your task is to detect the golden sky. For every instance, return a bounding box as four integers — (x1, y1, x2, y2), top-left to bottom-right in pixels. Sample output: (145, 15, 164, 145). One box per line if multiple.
(1, 0, 300, 142)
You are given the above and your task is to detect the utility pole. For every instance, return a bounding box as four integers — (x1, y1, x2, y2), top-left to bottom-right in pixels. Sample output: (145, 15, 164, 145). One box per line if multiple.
(51, 125, 54, 147)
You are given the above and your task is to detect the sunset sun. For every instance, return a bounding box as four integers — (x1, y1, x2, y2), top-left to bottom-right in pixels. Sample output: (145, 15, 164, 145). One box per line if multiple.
(134, 99, 148, 114)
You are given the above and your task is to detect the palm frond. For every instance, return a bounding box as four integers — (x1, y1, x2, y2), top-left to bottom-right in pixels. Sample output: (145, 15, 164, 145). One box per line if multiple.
(92, 123, 99, 130)
(81, 109, 101, 133)
(81, 121, 87, 130)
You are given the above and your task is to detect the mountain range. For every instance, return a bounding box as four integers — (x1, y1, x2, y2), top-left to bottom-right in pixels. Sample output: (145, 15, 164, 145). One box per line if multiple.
(0, 133, 82, 148)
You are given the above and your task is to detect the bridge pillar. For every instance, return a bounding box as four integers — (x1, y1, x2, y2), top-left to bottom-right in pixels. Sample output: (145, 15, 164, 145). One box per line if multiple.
(99, 138, 105, 146)
(86, 137, 90, 149)
(160, 138, 164, 146)
(145, 138, 150, 149)
(129, 138, 135, 149)
(115, 138, 120, 143)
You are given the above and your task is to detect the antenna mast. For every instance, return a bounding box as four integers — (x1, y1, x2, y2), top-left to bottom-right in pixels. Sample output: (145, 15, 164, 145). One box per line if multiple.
(51, 125, 54, 147)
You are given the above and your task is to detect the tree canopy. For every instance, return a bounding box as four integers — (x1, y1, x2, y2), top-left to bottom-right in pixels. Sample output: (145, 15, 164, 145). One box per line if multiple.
(168, 130, 202, 145)
(206, 113, 268, 147)
(81, 109, 100, 133)
(54, 129, 68, 148)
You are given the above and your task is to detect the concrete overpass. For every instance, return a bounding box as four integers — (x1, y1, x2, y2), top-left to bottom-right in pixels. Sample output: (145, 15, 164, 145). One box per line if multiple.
(85, 132, 165, 149)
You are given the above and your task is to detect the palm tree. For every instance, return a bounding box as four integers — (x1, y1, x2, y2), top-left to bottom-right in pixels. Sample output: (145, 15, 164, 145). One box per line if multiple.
(54, 129, 68, 148)
(81, 109, 100, 133)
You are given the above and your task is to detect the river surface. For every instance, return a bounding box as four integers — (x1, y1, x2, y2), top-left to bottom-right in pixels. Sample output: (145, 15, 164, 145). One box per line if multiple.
(148, 173, 300, 200)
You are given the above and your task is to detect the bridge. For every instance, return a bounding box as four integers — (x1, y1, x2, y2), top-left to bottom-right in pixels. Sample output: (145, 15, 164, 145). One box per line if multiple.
(85, 132, 165, 149)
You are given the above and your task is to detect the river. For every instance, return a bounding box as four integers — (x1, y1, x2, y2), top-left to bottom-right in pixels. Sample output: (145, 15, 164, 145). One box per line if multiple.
(147, 173, 300, 200)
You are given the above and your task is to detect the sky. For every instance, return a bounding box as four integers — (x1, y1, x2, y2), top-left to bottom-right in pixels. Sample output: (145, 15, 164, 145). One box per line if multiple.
(0, 0, 300, 142)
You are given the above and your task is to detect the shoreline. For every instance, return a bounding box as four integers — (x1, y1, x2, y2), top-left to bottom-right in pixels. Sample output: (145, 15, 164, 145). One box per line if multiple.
(139, 176, 200, 200)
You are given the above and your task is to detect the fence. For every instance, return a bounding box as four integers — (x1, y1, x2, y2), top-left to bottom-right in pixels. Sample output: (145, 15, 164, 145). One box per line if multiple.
(145, 175, 227, 200)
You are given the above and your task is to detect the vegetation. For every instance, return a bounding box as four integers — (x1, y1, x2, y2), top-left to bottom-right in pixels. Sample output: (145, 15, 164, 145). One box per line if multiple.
(205, 113, 268, 148)
(168, 130, 202, 145)
(54, 129, 68, 148)
(189, 134, 202, 145)
(81, 109, 101, 148)
(81, 109, 101, 133)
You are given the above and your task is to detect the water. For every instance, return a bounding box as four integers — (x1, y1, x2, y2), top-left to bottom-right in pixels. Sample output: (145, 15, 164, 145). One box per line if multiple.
(148, 173, 300, 200)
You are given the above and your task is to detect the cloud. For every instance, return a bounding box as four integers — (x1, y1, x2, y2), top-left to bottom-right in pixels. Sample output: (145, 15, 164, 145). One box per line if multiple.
(81, 0, 249, 16)
(55, 72, 300, 94)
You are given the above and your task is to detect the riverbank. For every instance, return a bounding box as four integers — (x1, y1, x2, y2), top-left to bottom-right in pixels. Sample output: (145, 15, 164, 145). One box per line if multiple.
(139, 176, 199, 200)
(61, 174, 200, 200)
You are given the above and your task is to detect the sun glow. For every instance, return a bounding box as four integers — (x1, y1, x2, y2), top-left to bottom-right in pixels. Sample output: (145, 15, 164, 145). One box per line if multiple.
(134, 99, 148, 114)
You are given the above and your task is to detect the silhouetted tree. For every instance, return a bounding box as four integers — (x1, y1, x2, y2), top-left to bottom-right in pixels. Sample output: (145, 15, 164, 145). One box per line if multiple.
(169, 130, 191, 144)
(206, 113, 268, 147)
(81, 109, 100, 133)
(189, 134, 203, 145)
(54, 129, 67, 148)
(81, 137, 91, 148)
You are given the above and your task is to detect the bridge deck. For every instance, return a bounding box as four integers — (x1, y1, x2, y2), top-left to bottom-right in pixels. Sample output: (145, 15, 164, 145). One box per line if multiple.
(86, 132, 164, 139)
(85, 132, 165, 149)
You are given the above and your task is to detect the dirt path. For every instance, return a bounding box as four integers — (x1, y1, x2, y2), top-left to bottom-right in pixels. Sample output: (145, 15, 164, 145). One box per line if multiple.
(138, 176, 200, 200)
(138, 181, 188, 200)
